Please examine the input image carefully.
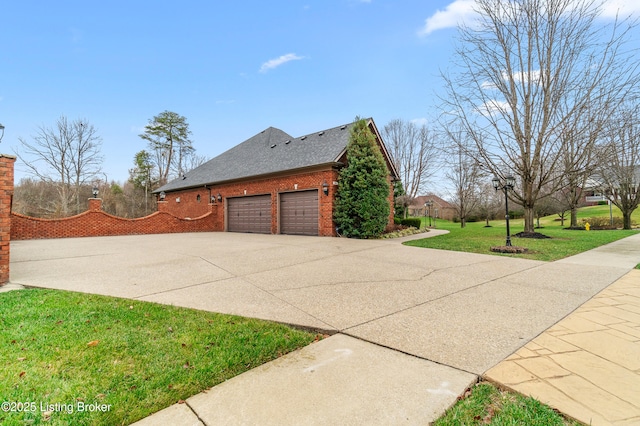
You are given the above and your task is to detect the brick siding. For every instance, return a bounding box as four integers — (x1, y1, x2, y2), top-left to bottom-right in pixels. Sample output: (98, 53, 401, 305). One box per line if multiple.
(160, 168, 341, 236)
(160, 167, 395, 236)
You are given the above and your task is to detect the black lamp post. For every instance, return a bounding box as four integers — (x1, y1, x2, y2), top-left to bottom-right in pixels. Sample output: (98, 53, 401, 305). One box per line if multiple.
(92, 186, 99, 198)
(492, 175, 516, 246)
(425, 200, 433, 227)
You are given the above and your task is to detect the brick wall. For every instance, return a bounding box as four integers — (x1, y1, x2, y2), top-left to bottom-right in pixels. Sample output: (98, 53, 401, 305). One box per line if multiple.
(0, 155, 16, 285)
(11, 198, 218, 240)
(160, 168, 341, 236)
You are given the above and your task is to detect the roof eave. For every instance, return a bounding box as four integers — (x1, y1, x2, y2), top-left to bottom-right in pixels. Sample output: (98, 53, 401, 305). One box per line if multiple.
(154, 162, 343, 194)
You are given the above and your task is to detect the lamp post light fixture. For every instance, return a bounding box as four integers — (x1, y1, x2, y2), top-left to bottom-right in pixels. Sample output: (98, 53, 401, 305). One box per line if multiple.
(159, 191, 166, 201)
(425, 200, 433, 227)
(92, 187, 99, 199)
(0, 124, 4, 143)
(492, 175, 516, 246)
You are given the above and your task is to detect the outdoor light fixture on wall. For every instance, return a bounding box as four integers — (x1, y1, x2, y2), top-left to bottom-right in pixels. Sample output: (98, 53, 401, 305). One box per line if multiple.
(159, 191, 166, 201)
(492, 175, 516, 246)
(217, 193, 222, 202)
(92, 187, 99, 198)
(322, 181, 329, 196)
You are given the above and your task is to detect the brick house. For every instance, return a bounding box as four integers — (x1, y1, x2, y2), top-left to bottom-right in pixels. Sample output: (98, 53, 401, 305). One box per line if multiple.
(154, 118, 398, 236)
(408, 195, 456, 222)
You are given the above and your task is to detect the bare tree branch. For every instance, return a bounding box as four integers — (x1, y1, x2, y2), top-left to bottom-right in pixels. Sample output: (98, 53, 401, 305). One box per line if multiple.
(440, 0, 640, 232)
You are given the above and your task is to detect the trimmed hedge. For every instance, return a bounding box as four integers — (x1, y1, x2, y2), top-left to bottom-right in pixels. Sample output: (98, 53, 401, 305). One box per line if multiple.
(400, 218, 422, 228)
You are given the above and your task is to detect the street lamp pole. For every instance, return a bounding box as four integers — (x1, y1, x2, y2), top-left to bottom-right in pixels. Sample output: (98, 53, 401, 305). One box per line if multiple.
(425, 200, 433, 227)
(492, 175, 516, 247)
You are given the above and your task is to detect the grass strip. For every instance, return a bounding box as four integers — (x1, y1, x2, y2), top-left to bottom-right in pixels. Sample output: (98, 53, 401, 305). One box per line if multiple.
(433, 382, 581, 425)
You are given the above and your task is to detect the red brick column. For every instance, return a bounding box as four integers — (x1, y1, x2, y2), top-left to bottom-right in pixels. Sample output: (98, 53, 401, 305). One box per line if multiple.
(0, 155, 16, 285)
(88, 198, 102, 211)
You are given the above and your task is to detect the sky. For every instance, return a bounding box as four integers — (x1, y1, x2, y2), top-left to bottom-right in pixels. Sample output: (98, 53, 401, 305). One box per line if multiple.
(2, 0, 639, 186)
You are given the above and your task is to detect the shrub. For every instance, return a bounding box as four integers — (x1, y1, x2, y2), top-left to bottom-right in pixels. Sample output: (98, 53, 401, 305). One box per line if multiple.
(580, 216, 624, 230)
(394, 217, 402, 225)
(400, 218, 422, 228)
(597, 200, 608, 206)
(334, 118, 390, 238)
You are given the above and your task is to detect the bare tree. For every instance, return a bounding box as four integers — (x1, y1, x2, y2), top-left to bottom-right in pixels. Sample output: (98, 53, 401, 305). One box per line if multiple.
(443, 127, 485, 227)
(555, 100, 604, 227)
(440, 0, 639, 232)
(476, 182, 503, 226)
(382, 119, 439, 201)
(596, 103, 640, 229)
(15, 116, 103, 216)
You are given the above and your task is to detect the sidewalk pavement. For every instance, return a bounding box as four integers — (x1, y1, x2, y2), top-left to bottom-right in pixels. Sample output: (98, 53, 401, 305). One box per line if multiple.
(485, 269, 640, 425)
(7, 230, 640, 425)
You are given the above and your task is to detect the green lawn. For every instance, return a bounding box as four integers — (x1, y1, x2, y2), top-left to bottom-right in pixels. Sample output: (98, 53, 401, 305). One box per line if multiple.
(434, 382, 580, 426)
(0, 289, 318, 425)
(406, 206, 638, 261)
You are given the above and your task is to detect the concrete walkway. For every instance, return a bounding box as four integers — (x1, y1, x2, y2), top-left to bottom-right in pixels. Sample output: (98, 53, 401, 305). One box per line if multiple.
(7, 231, 640, 425)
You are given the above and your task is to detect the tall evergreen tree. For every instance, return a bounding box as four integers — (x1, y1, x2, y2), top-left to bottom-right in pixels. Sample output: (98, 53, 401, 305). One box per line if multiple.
(334, 119, 390, 238)
(139, 111, 193, 186)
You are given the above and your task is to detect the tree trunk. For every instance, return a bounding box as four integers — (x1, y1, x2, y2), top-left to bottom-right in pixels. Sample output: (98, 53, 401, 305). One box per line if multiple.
(570, 207, 578, 228)
(523, 207, 535, 233)
(623, 211, 632, 230)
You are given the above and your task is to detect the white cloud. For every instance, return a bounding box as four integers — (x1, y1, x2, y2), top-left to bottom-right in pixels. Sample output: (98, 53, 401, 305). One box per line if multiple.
(418, 0, 476, 36)
(599, 0, 640, 18)
(410, 118, 428, 126)
(477, 99, 510, 115)
(259, 53, 304, 73)
(420, 0, 640, 38)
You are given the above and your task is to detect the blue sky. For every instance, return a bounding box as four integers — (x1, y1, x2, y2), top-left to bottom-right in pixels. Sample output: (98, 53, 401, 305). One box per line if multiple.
(2, 0, 638, 185)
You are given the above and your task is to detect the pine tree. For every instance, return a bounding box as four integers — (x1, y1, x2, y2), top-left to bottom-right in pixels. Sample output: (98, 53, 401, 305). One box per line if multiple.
(334, 119, 390, 238)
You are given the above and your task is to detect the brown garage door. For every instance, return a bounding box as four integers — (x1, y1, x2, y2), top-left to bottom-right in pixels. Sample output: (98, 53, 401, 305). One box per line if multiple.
(227, 195, 272, 234)
(280, 190, 319, 236)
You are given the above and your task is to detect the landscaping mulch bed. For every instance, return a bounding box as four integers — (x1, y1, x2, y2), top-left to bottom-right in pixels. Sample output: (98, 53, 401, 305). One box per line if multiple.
(490, 245, 529, 254)
(513, 231, 551, 239)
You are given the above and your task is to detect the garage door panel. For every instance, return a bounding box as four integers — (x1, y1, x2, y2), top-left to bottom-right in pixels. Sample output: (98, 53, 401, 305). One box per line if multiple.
(228, 195, 272, 234)
(280, 190, 318, 236)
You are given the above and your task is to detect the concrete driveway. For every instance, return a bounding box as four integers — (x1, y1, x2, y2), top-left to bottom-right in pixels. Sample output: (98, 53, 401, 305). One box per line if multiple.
(10, 231, 633, 375)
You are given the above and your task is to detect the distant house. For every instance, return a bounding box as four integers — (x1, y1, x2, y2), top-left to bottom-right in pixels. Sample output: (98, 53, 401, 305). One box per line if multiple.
(154, 118, 399, 236)
(583, 168, 640, 206)
(408, 195, 456, 221)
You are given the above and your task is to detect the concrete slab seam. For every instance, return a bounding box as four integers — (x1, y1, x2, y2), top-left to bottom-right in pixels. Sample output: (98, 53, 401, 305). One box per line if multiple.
(185, 401, 208, 426)
(341, 331, 481, 378)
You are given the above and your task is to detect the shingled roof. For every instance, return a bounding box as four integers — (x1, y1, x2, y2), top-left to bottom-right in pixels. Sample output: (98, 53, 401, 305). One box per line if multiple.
(156, 119, 393, 193)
